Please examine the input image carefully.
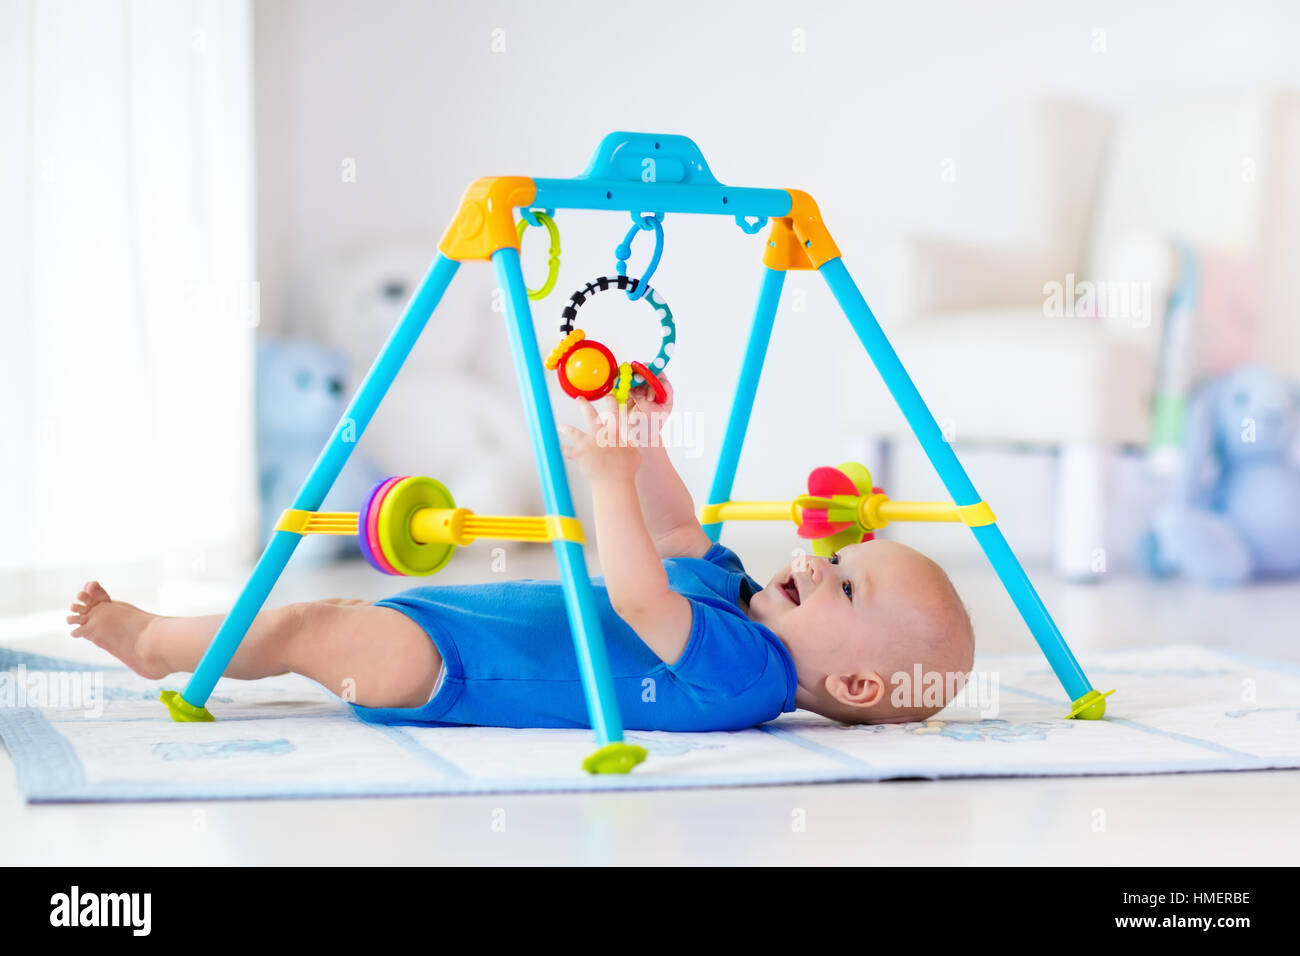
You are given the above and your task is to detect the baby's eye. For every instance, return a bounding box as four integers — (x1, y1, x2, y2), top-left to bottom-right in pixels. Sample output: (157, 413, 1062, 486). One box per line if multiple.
(842, 581, 853, 600)
(829, 553, 840, 565)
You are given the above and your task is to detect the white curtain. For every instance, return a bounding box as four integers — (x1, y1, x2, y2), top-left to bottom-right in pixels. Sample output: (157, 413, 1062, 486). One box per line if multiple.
(0, 0, 257, 613)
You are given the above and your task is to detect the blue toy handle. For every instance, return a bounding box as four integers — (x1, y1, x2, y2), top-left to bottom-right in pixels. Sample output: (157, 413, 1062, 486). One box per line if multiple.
(578, 132, 722, 186)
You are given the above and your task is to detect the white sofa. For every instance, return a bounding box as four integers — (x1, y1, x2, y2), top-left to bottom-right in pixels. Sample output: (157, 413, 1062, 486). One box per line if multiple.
(838, 91, 1300, 577)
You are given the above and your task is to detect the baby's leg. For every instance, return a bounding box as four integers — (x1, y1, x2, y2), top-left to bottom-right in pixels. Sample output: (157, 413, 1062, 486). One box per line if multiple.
(69, 582, 441, 708)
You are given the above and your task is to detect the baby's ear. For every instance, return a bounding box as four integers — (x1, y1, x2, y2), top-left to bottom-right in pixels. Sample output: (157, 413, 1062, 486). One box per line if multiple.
(825, 671, 887, 709)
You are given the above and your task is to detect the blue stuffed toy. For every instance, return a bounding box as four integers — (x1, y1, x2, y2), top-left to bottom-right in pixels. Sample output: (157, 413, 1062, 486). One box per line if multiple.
(256, 339, 382, 564)
(1141, 364, 1300, 585)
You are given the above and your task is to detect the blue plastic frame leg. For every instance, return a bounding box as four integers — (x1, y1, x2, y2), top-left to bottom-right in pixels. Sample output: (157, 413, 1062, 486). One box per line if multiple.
(818, 256, 1094, 703)
(492, 247, 626, 749)
(175, 254, 462, 711)
(704, 267, 786, 541)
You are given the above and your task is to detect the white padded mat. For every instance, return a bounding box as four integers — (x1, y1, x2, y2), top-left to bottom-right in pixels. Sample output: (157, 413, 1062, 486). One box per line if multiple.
(1, 645, 1297, 801)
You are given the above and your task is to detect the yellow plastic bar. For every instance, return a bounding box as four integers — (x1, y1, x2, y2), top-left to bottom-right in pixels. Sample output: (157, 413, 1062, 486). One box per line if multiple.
(274, 510, 361, 535)
(866, 496, 996, 528)
(278, 507, 587, 545)
(700, 496, 996, 531)
(409, 508, 585, 546)
(877, 500, 964, 522)
(699, 501, 801, 525)
(280, 497, 991, 545)
(465, 514, 586, 544)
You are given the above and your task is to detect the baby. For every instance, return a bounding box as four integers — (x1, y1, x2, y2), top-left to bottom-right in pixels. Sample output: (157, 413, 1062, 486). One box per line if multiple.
(68, 381, 974, 731)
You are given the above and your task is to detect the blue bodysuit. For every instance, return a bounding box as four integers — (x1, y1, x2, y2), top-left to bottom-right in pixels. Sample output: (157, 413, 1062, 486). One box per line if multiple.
(350, 543, 798, 731)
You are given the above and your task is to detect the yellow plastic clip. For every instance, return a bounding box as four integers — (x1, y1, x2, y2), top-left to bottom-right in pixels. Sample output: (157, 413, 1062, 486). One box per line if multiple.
(956, 501, 997, 527)
(543, 515, 586, 544)
(274, 509, 311, 534)
(274, 509, 361, 536)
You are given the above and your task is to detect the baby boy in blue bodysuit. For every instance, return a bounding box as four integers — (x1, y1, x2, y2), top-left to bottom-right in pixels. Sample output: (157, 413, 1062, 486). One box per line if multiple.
(69, 380, 974, 729)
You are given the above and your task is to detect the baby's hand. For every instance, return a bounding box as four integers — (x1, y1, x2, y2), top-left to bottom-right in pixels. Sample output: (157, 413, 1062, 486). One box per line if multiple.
(559, 398, 643, 483)
(629, 374, 673, 436)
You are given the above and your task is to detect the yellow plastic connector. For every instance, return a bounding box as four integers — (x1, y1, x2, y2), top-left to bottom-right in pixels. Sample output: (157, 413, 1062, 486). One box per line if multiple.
(761, 189, 841, 271)
(955, 500, 997, 527)
(860, 493, 890, 530)
(540, 515, 586, 544)
(438, 176, 537, 262)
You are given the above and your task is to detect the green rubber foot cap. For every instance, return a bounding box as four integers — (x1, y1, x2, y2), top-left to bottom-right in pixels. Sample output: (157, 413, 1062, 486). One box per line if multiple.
(1066, 688, 1115, 720)
(582, 742, 648, 775)
(160, 689, 215, 722)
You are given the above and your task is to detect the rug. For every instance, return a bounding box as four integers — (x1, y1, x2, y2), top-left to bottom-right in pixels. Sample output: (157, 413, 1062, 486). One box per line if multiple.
(1, 644, 1296, 801)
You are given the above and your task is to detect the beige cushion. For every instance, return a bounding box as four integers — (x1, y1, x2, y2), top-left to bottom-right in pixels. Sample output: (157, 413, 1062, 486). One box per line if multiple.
(837, 309, 1155, 446)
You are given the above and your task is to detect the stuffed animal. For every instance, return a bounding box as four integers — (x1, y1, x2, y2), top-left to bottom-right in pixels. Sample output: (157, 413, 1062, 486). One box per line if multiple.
(1140, 364, 1300, 585)
(256, 339, 383, 564)
(308, 242, 540, 518)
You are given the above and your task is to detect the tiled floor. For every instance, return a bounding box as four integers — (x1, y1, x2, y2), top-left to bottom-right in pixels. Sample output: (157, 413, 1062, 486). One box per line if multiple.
(3, 537, 1297, 865)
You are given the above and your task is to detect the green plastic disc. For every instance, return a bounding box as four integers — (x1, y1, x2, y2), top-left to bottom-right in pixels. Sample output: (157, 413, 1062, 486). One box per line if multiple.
(376, 476, 458, 576)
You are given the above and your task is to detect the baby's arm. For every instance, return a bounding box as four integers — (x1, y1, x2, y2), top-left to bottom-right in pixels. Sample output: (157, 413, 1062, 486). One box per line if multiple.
(560, 399, 693, 665)
(628, 379, 713, 560)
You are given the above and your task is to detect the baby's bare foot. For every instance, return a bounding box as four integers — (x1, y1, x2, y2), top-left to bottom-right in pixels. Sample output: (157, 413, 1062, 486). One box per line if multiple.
(67, 581, 169, 680)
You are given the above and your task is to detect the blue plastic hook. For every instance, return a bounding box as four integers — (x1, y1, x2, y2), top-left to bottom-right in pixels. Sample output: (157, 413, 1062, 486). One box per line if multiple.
(521, 207, 555, 228)
(616, 213, 664, 301)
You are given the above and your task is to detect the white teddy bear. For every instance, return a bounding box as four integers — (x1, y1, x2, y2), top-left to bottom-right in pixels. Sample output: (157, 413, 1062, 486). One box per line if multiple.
(309, 242, 542, 521)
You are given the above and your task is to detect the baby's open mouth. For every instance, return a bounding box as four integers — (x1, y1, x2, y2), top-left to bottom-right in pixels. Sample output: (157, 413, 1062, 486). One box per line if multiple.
(779, 576, 801, 606)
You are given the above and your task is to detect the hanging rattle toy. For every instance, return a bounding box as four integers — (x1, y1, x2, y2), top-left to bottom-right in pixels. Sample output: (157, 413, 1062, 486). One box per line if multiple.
(544, 213, 675, 405)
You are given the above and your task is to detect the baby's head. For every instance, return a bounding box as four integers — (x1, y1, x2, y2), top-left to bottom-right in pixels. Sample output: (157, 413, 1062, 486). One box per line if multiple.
(749, 539, 974, 724)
